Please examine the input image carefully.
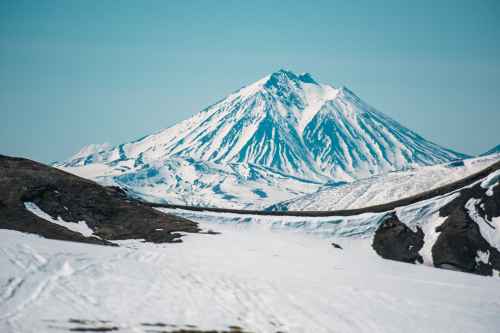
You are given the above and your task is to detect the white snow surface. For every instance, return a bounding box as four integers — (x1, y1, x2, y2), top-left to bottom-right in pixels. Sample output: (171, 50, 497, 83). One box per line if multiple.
(24, 202, 94, 237)
(1, 222, 500, 333)
(2, 170, 500, 332)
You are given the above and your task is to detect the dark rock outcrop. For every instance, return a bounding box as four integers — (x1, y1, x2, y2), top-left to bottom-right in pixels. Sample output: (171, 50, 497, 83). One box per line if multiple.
(0, 155, 200, 245)
(432, 177, 500, 275)
(372, 212, 424, 264)
(366, 160, 500, 276)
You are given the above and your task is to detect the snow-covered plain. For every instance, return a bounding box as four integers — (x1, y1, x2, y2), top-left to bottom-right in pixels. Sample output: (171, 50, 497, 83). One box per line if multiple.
(3, 176, 500, 333)
(1, 222, 500, 333)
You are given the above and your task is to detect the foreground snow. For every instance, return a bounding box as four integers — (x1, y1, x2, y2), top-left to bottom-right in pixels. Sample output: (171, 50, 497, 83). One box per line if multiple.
(1, 220, 499, 333)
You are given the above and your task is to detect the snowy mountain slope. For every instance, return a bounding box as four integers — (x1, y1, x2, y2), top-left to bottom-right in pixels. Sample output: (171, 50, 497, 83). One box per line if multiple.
(481, 144, 500, 156)
(57, 69, 469, 207)
(301, 86, 468, 179)
(269, 154, 500, 211)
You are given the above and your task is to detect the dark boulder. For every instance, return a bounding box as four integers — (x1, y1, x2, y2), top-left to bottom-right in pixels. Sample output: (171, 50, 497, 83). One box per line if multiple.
(372, 212, 424, 264)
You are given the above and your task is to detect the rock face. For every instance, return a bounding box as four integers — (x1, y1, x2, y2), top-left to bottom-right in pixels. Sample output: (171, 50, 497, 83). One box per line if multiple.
(370, 162, 500, 276)
(0, 155, 199, 245)
(372, 213, 424, 264)
(432, 177, 500, 275)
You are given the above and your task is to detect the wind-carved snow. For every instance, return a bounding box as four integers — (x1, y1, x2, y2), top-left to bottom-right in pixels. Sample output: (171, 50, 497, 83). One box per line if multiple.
(24, 202, 94, 237)
(57, 69, 469, 207)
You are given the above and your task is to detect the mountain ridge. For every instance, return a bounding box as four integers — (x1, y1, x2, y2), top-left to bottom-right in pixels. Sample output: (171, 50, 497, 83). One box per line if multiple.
(482, 144, 500, 156)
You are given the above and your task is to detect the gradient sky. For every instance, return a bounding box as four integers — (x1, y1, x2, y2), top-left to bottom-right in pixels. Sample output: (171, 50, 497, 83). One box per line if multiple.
(1, 0, 499, 163)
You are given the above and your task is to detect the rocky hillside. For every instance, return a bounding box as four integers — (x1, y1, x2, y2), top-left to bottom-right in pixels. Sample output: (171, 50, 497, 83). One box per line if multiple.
(373, 161, 500, 275)
(0, 155, 199, 245)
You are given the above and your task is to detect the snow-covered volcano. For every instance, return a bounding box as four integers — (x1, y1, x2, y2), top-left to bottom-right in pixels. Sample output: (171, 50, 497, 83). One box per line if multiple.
(58, 70, 469, 206)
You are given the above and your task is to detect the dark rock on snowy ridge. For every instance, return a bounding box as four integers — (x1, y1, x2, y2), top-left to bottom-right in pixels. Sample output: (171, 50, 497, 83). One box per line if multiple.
(372, 212, 424, 264)
(370, 162, 500, 276)
(432, 173, 500, 275)
(0, 155, 200, 245)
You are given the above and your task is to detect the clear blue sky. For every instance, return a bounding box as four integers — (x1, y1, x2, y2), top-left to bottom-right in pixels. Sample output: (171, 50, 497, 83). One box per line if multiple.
(1, 0, 499, 163)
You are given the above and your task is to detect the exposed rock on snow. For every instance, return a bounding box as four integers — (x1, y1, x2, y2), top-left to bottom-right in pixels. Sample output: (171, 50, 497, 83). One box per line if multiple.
(372, 213, 424, 264)
(432, 177, 500, 275)
(0, 155, 199, 245)
(369, 161, 500, 274)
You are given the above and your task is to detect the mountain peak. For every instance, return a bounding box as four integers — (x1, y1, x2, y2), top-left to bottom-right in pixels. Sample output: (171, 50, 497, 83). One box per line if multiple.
(264, 69, 319, 90)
